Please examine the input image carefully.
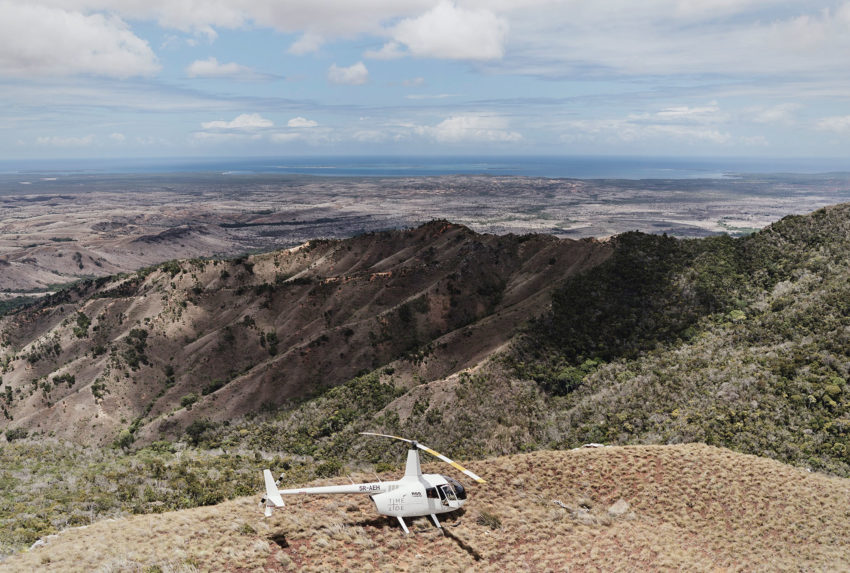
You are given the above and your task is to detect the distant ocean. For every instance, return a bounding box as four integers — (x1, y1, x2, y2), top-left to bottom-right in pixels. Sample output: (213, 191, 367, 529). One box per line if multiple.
(2, 156, 849, 180)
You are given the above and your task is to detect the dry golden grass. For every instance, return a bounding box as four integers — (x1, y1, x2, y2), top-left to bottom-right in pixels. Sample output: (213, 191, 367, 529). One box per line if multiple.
(4, 443, 850, 572)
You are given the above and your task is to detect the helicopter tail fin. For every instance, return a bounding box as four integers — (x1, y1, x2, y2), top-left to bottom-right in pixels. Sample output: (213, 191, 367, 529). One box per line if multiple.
(261, 469, 285, 517)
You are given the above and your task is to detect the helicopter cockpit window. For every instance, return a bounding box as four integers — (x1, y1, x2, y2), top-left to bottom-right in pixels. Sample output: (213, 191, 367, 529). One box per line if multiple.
(438, 484, 457, 503)
(426, 487, 438, 499)
(446, 476, 467, 500)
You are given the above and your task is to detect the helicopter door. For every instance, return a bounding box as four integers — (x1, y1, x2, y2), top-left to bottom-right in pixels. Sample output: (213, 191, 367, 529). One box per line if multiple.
(438, 484, 460, 508)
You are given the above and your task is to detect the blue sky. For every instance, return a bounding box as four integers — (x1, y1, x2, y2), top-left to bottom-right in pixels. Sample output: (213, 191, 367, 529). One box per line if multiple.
(3, 0, 850, 160)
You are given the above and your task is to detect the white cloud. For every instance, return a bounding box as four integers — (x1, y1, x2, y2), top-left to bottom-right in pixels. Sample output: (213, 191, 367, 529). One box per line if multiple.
(201, 113, 273, 130)
(328, 62, 369, 85)
(287, 117, 318, 128)
(816, 115, 850, 134)
(25, 0, 423, 40)
(565, 119, 733, 145)
(186, 57, 257, 79)
(749, 103, 800, 125)
(652, 104, 724, 122)
(403, 77, 425, 87)
(0, 2, 158, 77)
(419, 114, 522, 143)
(391, 2, 508, 60)
(16, 1, 850, 76)
(109, 132, 126, 142)
(562, 103, 737, 145)
(364, 41, 406, 60)
(288, 32, 324, 55)
(36, 134, 95, 147)
(501, 0, 850, 78)
(626, 103, 730, 131)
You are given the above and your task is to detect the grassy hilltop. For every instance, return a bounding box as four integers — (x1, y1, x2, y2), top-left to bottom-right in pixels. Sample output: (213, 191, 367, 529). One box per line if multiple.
(3, 444, 850, 572)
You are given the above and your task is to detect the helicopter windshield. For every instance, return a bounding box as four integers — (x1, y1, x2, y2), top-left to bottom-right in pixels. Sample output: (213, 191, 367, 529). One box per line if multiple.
(445, 477, 467, 500)
(438, 484, 457, 503)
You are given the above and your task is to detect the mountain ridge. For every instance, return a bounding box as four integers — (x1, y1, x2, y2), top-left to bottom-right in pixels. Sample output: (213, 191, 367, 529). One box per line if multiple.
(0, 221, 609, 447)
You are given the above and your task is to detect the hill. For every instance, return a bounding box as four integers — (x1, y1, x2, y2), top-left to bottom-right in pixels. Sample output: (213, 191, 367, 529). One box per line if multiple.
(188, 203, 850, 476)
(0, 221, 608, 446)
(3, 444, 849, 572)
(510, 202, 850, 475)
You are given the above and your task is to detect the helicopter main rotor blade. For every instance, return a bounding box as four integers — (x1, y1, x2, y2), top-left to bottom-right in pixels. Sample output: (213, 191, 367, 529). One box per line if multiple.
(360, 432, 416, 445)
(360, 432, 486, 484)
(415, 443, 486, 484)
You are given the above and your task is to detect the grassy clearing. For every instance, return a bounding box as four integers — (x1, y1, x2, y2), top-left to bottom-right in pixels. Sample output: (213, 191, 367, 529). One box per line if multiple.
(4, 444, 849, 572)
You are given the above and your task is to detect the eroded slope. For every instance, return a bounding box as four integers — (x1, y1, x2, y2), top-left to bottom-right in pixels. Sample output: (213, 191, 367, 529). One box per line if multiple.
(0, 222, 608, 446)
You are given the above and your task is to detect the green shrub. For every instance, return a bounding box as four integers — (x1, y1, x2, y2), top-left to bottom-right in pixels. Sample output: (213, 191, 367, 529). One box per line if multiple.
(476, 510, 502, 530)
(5, 427, 28, 442)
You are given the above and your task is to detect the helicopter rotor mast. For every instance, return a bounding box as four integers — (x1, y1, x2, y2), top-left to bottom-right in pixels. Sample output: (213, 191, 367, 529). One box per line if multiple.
(359, 432, 486, 484)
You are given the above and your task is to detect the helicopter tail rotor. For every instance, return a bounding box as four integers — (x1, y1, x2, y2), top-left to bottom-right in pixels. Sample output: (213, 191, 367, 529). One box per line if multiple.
(360, 432, 486, 484)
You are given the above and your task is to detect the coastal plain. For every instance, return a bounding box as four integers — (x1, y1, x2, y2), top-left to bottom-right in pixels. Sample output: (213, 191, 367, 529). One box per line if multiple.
(2, 171, 848, 293)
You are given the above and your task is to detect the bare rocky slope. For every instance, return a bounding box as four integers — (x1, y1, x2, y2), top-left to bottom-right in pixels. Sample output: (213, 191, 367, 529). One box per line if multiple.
(0, 222, 609, 446)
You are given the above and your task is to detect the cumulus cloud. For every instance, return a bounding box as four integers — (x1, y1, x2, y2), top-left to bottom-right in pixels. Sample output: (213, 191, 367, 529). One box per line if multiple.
(14, 1, 850, 76)
(288, 32, 324, 55)
(364, 41, 406, 60)
(186, 57, 257, 79)
(391, 2, 508, 60)
(419, 114, 522, 143)
(201, 113, 273, 130)
(109, 132, 126, 142)
(0, 2, 158, 77)
(287, 117, 318, 128)
(328, 62, 369, 85)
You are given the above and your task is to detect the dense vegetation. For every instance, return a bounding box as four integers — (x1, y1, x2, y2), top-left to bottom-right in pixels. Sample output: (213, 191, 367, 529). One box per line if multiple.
(0, 295, 40, 317)
(514, 204, 850, 474)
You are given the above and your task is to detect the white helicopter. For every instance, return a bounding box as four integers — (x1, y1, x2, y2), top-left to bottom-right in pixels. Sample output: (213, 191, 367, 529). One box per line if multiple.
(261, 432, 486, 534)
